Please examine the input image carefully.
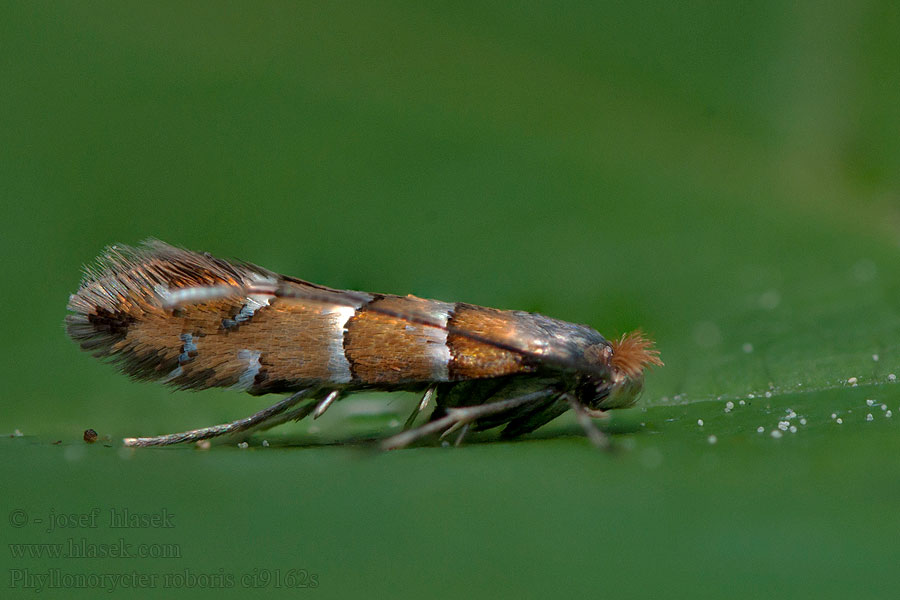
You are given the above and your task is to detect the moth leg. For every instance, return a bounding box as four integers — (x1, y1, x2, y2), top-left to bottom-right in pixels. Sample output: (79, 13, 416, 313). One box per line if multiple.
(221, 395, 321, 441)
(565, 395, 610, 450)
(381, 388, 554, 450)
(403, 385, 436, 430)
(500, 396, 570, 439)
(199, 389, 334, 444)
(313, 390, 342, 419)
(122, 388, 316, 447)
(452, 423, 471, 447)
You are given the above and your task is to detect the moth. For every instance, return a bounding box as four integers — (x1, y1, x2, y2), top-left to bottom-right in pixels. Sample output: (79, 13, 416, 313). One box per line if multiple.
(66, 241, 662, 449)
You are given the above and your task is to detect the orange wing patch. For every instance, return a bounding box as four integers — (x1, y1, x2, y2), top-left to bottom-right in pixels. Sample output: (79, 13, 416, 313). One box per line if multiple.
(446, 304, 533, 379)
(344, 296, 451, 384)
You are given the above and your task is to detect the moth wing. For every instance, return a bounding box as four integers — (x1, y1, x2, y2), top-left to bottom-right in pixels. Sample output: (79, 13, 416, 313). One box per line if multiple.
(273, 285, 612, 379)
(68, 240, 611, 384)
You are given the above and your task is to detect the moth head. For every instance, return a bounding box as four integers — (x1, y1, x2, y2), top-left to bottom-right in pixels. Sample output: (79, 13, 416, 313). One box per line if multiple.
(579, 331, 662, 411)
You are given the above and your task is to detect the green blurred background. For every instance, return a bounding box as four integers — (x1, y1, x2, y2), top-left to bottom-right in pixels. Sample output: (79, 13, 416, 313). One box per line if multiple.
(3, 2, 900, 598)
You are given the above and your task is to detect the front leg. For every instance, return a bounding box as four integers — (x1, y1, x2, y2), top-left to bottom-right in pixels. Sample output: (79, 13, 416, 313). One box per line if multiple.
(565, 395, 610, 450)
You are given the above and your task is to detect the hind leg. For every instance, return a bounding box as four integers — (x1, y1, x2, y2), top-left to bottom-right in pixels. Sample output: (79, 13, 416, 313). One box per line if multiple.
(122, 388, 317, 447)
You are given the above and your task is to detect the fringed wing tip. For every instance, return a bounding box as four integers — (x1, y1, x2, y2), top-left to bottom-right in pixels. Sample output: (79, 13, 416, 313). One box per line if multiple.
(610, 331, 663, 379)
(64, 239, 268, 367)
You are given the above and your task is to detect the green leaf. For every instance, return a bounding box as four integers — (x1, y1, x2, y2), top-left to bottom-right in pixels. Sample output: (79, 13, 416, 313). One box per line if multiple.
(2, 2, 899, 598)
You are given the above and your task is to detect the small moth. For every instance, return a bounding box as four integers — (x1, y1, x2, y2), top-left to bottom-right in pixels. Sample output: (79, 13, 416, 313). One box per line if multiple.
(66, 241, 661, 449)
